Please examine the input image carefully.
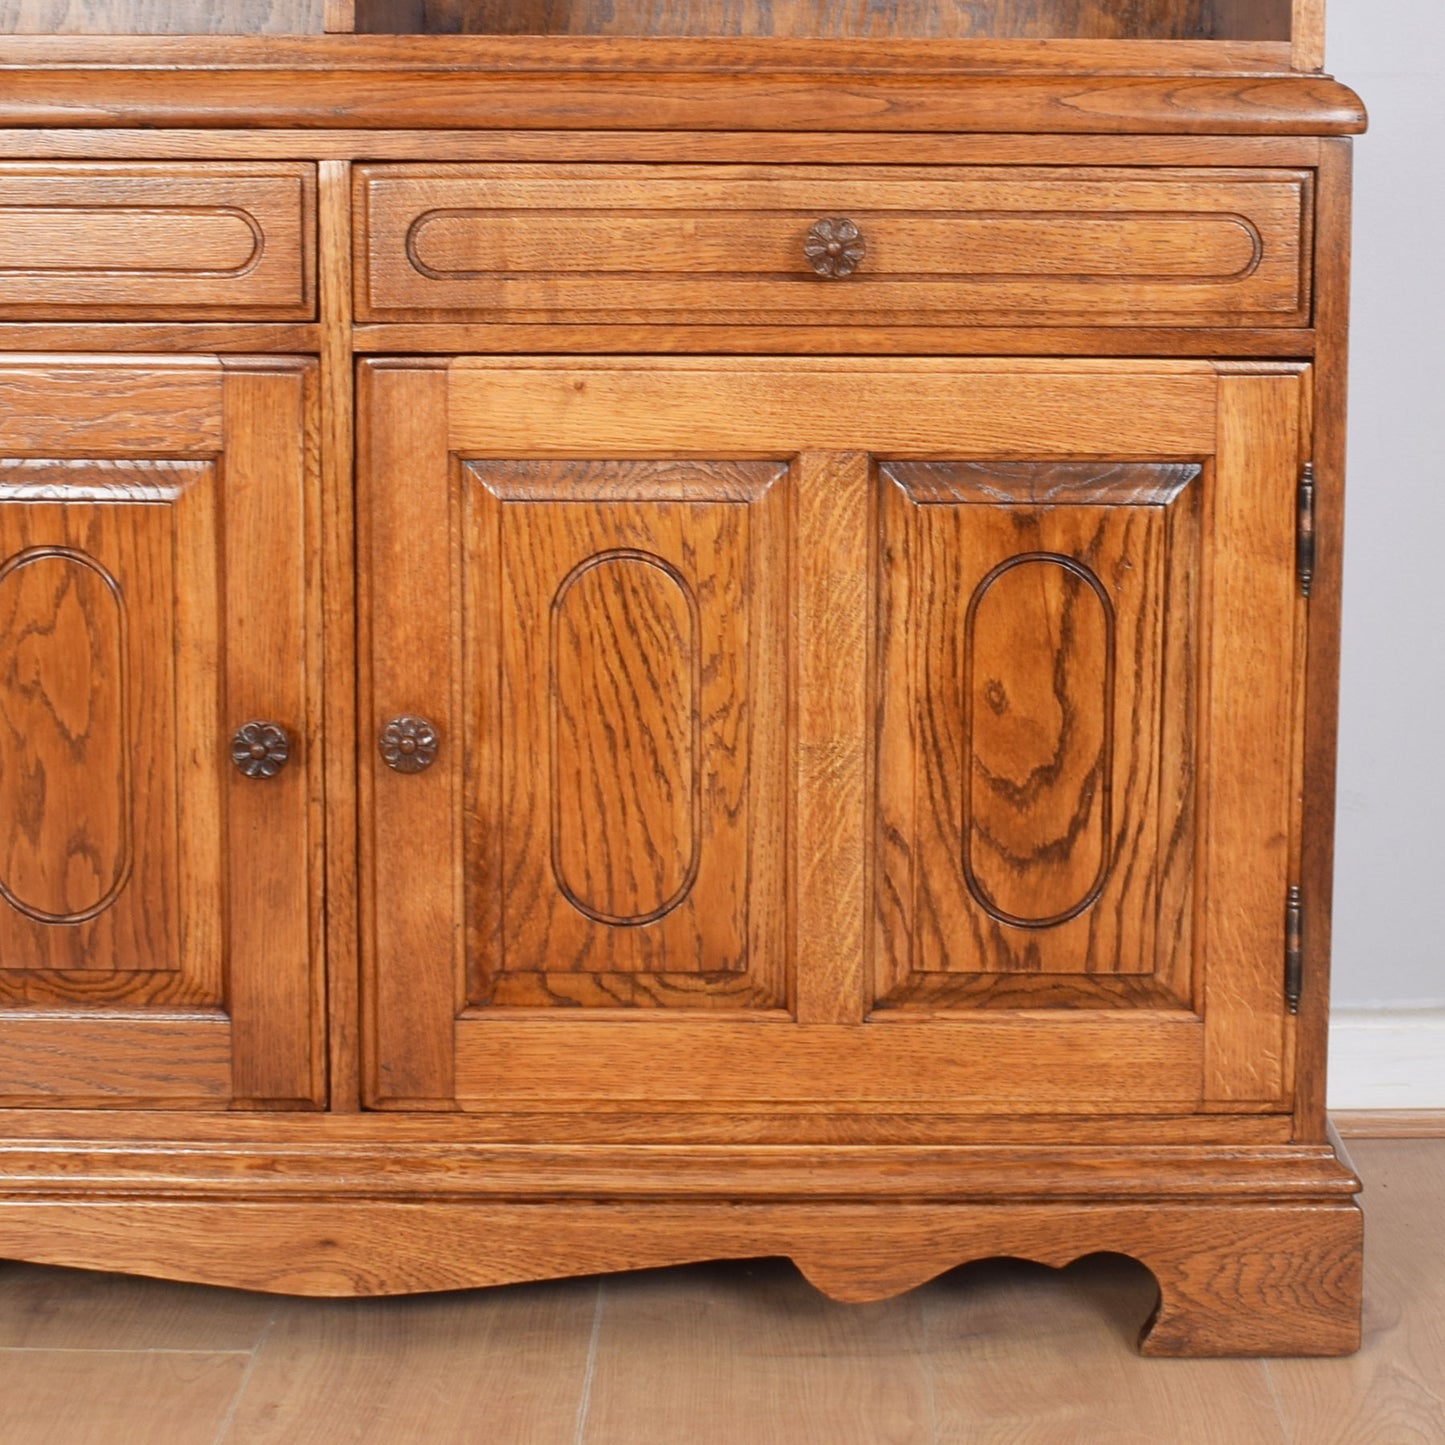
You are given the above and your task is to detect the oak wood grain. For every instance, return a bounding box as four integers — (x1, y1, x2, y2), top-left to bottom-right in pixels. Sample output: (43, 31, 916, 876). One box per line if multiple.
(0, 358, 321, 1107)
(0, 1138, 1358, 1201)
(792, 452, 870, 1026)
(464, 459, 787, 996)
(0, 65, 1366, 137)
(1200, 370, 1306, 1104)
(220, 359, 324, 1108)
(0, 128, 1332, 167)
(365, 0, 1286, 41)
(357, 359, 457, 1108)
(445, 358, 1220, 459)
(874, 461, 1199, 1006)
(0, 1195, 1362, 1356)
(0, 31, 1305, 72)
(1293, 139, 1351, 1143)
(0, 163, 316, 320)
(319, 157, 359, 1111)
(0, 357, 222, 455)
(358, 163, 1309, 329)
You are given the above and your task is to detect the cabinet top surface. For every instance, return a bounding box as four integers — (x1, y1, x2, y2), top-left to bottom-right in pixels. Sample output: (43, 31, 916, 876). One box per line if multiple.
(0, 35, 1365, 136)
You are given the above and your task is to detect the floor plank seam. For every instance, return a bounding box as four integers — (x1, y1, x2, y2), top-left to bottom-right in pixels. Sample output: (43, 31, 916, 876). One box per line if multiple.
(210, 1306, 277, 1445)
(572, 1280, 604, 1445)
(1260, 1357, 1295, 1445)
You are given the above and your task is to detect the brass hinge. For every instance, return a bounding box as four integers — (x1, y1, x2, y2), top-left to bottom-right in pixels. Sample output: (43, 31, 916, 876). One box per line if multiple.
(1285, 885, 1304, 1015)
(1296, 463, 1316, 598)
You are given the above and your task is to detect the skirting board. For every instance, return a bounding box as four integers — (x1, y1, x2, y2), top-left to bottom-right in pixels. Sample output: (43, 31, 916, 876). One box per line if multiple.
(1328, 1010, 1445, 1110)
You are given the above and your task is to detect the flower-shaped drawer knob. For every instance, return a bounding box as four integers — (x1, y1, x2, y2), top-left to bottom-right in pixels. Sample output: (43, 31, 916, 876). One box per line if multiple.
(230, 721, 291, 780)
(380, 714, 439, 774)
(804, 217, 867, 279)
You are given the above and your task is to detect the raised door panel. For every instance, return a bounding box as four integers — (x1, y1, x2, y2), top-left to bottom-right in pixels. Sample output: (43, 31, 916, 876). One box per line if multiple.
(875, 460, 1200, 1010)
(463, 460, 788, 1008)
(362, 359, 1301, 1120)
(0, 358, 322, 1108)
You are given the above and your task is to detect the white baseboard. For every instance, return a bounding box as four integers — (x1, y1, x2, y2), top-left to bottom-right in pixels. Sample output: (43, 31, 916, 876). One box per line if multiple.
(1328, 1010, 1445, 1110)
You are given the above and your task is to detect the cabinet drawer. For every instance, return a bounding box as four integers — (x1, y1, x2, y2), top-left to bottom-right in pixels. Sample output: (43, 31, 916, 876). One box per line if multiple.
(356, 164, 1311, 328)
(0, 164, 316, 320)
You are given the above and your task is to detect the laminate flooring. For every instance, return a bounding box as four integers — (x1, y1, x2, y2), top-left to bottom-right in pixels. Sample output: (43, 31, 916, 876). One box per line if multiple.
(0, 1137, 1440, 1444)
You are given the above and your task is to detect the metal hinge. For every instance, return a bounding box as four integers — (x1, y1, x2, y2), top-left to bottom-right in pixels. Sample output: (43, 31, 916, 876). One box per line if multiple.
(1285, 885, 1304, 1015)
(1296, 463, 1316, 598)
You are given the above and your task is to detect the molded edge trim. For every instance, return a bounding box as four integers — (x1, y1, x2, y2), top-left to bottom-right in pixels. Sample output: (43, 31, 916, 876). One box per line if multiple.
(0, 72, 1367, 135)
(0, 1138, 1362, 1200)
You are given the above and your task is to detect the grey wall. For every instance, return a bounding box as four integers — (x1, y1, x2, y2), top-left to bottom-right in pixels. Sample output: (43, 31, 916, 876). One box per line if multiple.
(1327, 1, 1445, 1007)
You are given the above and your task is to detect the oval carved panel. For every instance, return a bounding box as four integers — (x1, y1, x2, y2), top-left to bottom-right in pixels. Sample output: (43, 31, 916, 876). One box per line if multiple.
(0, 546, 131, 925)
(550, 549, 701, 927)
(963, 552, 1114, 930)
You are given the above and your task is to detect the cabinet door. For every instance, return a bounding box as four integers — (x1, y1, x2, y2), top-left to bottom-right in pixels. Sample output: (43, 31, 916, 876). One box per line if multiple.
(360, 358, 1306, 1120)
(0, 358, 322, 1108)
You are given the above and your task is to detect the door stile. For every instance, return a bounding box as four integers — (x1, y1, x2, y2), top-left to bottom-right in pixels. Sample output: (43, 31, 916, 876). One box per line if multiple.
(1200, 366, 1308, 1104)
(792, 450, 871, 1025)
(358, 358, 459, 1108)
(221, 358, 327, 1107)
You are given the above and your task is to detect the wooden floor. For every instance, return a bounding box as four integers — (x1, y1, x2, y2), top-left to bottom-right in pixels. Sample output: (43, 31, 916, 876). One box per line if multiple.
(0, 1137, 1440, 1444)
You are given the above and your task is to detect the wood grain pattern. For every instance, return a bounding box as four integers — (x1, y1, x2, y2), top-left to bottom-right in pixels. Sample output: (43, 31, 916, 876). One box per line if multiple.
(0, 64, 1366, 137)
(357, 359, 457, 1108)
(0, 461, 191, 979)
(1293, 139, 1350, 1144)
(220, 359, 324, 1108)
(874, 461, 1199, 1007)
(357, 164, 1309, 328)
(445, 358, 1221, 459)
(0, 163, 316, 320)
(792, 452, 870, 1025)
(0, 130, 1331, 169)
(0, 1195, 1362, 1356)
(318, 157, 359, 1112)
(0, 359, 320, 1107)
(368, 0, 1278, 41)
(0, 357, 222, 454)
(462, 458, 789, 1006)
(0, 1136, 1356, 1200)
(353, 323, 1318, 359)
(0, 1106, 1299, 1146)
(453, 1015, 1207, 1108)
(0, 31, 1306, 71)
(0, 0, 325, 31)
(0, 1017, 231, 1103)
(1200, 370, 1306, 1104)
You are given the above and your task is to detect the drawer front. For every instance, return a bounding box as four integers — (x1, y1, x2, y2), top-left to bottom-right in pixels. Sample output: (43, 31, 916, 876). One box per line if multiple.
(357, 164, 1311, 328)
(0, 164, 316, 320)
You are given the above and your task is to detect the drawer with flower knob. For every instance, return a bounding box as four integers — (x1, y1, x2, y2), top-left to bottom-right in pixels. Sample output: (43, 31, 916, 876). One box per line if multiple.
(354, 162, 1311, 328)
(0, 163, 316, 319)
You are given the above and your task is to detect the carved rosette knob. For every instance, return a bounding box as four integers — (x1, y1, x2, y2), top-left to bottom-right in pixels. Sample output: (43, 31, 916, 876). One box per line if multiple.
(380, 714, 439, 774)
(804, 217, 866, 279)
(230, 721, 291, 780)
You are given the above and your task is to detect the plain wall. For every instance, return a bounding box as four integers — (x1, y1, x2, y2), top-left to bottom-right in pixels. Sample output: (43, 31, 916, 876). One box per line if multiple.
(1327, 1, 1445, 1008)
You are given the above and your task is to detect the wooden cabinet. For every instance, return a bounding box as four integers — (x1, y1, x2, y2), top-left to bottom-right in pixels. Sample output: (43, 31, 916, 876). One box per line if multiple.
(0, 0, 1367, 1360)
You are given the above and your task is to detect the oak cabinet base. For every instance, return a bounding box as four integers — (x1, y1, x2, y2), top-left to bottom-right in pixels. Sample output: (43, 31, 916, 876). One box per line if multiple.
(0, 1133, 1362, 1357)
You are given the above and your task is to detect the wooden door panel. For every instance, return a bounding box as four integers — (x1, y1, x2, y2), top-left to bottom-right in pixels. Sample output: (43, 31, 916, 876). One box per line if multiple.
(0, 358, 321, 1108)
(463, 459, 788, 1006)
(363, 358, 1305, 1118)
(875, 460, 1200, 1010)
(0, 470, 192, 977)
